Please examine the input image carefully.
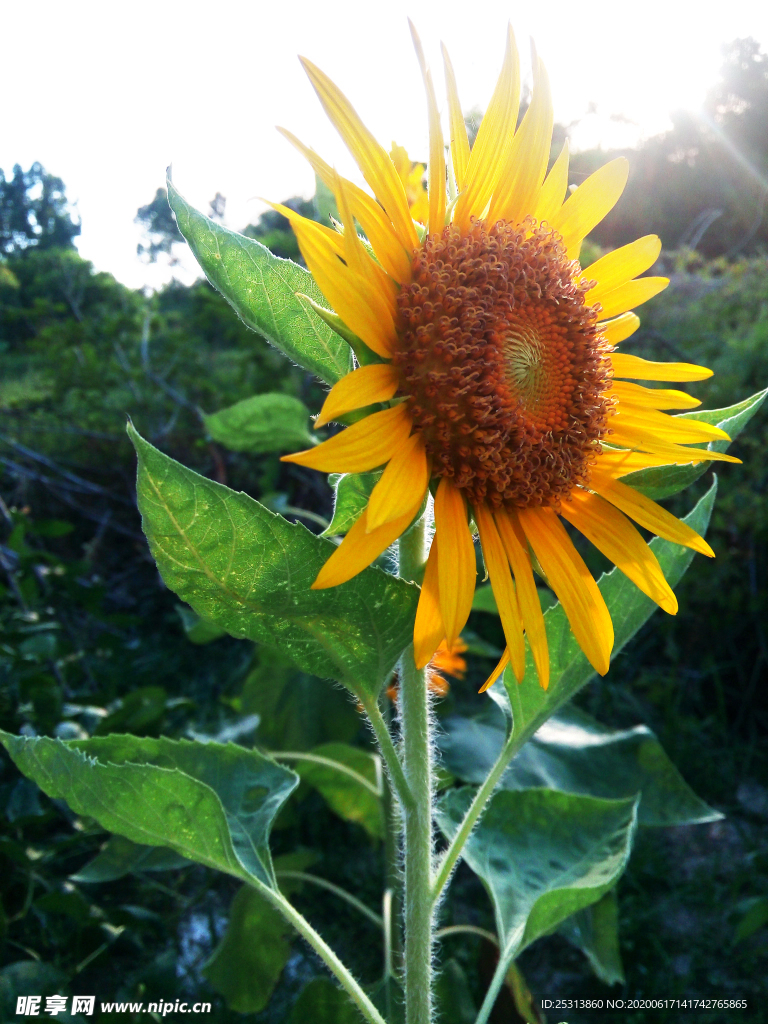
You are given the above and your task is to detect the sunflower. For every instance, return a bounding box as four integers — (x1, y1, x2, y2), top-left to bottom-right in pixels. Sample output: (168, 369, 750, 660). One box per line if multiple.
(273, 25, 739, 691)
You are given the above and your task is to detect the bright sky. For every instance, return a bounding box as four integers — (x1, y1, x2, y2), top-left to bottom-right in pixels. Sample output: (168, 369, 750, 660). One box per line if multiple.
(4, 0, 767, 290)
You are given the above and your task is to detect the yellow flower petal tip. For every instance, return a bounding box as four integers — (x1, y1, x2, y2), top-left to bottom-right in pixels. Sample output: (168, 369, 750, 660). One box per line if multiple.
(276, 27, 733, 679)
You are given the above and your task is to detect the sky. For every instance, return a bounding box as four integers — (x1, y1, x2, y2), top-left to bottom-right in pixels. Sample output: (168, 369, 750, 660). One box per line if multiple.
(4, 0, 768, 290)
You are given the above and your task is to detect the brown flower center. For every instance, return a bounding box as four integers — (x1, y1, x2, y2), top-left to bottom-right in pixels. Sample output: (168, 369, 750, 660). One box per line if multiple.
(392, 219, 613, 508)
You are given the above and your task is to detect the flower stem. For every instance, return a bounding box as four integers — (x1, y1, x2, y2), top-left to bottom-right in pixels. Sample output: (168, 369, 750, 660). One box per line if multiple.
(398, 516, 434, 1024)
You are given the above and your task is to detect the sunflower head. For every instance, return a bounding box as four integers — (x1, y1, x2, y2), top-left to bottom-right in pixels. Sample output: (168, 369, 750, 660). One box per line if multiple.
(275, 25, 739, 692)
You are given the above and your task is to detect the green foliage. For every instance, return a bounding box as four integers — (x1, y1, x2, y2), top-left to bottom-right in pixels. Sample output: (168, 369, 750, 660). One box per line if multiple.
(167, 179, 352, 385)
(0, 162, 80, 255)
(440, 704, 719, 827)
(203, 392, 314, 454)
(240, 646, 360, 751)
(295, 743, 384, 840)
(287, 978, 363, 1024)
(129, 424, 419, 698)
(203, 884, 292, 1012)
(323, 472, 381, 536)
(436, 787, 637, 960)
(72, 835, 190, 883)
(559, 889, 625, 986)
(0, 731, 298, 886)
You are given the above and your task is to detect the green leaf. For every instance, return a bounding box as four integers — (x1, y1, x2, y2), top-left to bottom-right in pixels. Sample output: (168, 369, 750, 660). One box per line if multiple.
(472, 584, 499, 614)
(203, 884, 292, 1013)
(323, 472, 380, 537)
(620, 388, 766, 499)
(439, 705, 720, 826)
(94, 685, 167, 736)
(559, 888, 625, 986)
(203, 393, 314, 454)
(295, 743, 384, 840)
(490, 478, 718, 754)
(129, 424, 418, 698)
(71, 835, 191, 883)
(242, 647, 360, 751)
(734, 896, 768, 943)
(434, 959, 477, 1024)
(0, 731, 297, 887)
(436, 787, 637, 965)
(167, 179, 352, 385)
(176, 604, 227, 644)
(288, 978, 363, 1024)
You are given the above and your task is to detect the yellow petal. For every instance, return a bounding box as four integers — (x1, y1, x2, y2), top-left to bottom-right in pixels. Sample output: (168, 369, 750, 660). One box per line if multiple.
(453, 25, 521, 231)
(518, 506, 614, 676)
(610, 380, 701, 411)
(604, 424, 741, 464)
(280, 207, 397, 357)
(475, 504, 525, 681)
(332, 172, 399, 314)
(478, 648, 510, 694)
(278, 127, 412, 283)
(597, 449, 711, 478)
(488, 47, 553, 226)
(434, 477, 476, 647)
(312, 502, 420, 589)
(282, 402, 412, 472)
(590, 468, 715, 557)
(414, 536, 446, 670)
(315, 363, 400, 428)
(367, 433, 430, 532)
(583, 235, 662, 301)
(560, 489, 678, 614)
(611, 352, 713, 382)
(532, 140, 570, 228)
(599, 312, 640, 345)
(495, 508, 550, 690)
(610, 406, 729, 444)
(442, 43, 470, 190)
(410, 22, 446, 234)
(300, 57, 419, 252)
(551, 157, 629, 259)
(593, 276, 668, 320)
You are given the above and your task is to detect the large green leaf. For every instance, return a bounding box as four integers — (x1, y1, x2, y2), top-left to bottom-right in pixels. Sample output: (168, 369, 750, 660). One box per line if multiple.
(288, 978, 363, 1024)
(295, 743, 384, 840)
(436, 787, 637, 966)
(71, 835, 190, 883)
(203, 393, 314, 454)
(203, 884, 292, 1013)
(439, 704, 719, 826)
(129, 424, 418, 698)
(176, 604, 228, 644)
(168, 180, 352, 385)
(242, 646, 360, 751)
(559, 888, 625, 986)
(323, 472, 380, 537)
(489, 478, 718, 753)
(620, 388, 766, 499)
(0, 731, 297, 887)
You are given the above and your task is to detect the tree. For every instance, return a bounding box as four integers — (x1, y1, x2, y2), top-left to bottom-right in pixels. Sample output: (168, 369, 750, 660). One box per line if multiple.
(0, 163, 80, 255)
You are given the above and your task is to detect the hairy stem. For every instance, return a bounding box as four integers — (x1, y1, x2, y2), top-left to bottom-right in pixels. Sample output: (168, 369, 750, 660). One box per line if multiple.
(398, 516, 434, 1024)
(360, 692, 415, 811)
